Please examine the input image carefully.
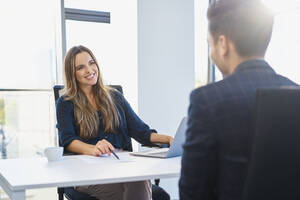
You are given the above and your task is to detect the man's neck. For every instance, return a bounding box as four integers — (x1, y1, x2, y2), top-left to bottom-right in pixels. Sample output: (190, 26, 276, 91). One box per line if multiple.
(227, 56, 264, 75)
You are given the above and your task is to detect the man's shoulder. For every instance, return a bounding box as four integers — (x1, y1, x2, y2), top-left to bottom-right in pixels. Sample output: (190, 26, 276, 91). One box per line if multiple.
(191, 80, 229, 102)
(190, 69, 297, 107)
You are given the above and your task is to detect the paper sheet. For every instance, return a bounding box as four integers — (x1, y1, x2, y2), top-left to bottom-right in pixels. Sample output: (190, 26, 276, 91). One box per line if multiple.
(76, 153, 134, 164)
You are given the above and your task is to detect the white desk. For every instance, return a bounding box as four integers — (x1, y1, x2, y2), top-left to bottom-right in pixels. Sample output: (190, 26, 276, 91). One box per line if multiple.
(0, 152, 181, 200)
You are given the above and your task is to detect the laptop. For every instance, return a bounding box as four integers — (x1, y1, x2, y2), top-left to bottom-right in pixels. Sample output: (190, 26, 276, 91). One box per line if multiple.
(130, 117, 187, 158)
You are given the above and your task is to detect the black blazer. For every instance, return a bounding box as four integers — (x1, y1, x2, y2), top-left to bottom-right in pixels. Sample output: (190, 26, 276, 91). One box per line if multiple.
(179, 60, 297, 200)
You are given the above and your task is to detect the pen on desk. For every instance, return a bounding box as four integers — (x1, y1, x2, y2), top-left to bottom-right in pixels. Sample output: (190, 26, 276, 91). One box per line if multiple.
(110, 149, 120, 160)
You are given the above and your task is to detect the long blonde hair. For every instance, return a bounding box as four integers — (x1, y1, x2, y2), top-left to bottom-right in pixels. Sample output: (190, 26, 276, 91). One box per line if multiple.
(63, 45, 119, 139)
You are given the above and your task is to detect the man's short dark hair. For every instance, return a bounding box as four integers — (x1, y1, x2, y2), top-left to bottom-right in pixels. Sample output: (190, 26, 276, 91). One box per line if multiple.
(207, 0, 274, 57)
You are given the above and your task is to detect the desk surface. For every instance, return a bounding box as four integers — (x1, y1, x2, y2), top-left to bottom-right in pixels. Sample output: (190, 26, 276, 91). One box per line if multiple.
(0, 152, 181, 191)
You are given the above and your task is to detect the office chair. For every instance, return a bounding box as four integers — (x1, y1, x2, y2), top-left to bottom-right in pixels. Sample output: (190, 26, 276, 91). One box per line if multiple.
(53, 85, 170, 200)
(243, 87, 300, 200)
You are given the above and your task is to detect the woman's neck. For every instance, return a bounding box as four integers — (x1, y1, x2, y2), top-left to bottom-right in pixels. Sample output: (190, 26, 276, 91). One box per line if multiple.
(80, 85, 93, 96)
(80, 86, 97, 110)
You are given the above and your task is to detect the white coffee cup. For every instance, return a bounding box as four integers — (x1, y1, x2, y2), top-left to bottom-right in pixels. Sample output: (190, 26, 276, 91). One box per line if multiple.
(44, 147, 63, 162)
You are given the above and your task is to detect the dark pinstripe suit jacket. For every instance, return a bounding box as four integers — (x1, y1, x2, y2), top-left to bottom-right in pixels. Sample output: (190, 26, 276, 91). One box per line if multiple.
(179, 60, 297, 200)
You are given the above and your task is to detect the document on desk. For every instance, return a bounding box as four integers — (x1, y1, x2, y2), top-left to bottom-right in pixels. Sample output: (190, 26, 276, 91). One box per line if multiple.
(77, 153, 134, 164)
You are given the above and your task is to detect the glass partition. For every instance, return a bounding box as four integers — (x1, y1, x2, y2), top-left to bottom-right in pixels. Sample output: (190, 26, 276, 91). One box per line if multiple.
(0, 91, 56, 160)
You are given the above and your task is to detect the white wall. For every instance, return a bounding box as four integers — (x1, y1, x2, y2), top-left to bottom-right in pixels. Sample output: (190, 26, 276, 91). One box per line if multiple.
(138, 0, 195, 198)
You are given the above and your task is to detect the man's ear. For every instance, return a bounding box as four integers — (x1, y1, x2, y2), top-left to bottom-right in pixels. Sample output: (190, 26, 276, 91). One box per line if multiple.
(217, 35, 229, 57)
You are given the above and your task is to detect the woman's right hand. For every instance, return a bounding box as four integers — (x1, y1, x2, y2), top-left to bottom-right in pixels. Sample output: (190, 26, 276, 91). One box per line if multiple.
(90, 139, 115, 156)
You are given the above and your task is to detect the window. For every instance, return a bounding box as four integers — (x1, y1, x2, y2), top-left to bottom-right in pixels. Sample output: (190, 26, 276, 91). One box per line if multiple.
(0, 0, 58, 89)
(210, 0, 300, 83)
(194, 0, 210, 87)
(0, 1, 60, 198)
(0, 0, 59, 158)
(262, 0, 300, 84)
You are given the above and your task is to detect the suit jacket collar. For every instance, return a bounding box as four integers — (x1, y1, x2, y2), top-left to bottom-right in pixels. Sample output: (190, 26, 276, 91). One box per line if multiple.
(233, 59, 275, 74)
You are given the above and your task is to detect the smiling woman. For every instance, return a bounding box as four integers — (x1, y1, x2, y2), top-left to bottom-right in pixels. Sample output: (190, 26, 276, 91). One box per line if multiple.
(56, 46, 173, 200)
(63, 46, 120, 139)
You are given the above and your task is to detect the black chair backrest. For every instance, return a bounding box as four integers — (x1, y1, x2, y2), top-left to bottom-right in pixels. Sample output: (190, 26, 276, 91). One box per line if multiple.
(53, 85, 64, 103)
(243, 87, 300, 200)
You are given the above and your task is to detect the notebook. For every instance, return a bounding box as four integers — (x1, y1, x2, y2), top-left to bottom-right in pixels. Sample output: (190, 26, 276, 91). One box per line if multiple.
(130, 117, 187, 158)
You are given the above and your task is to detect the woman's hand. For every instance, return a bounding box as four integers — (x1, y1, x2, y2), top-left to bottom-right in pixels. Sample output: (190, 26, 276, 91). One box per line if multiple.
(90, 139, 115, 156)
